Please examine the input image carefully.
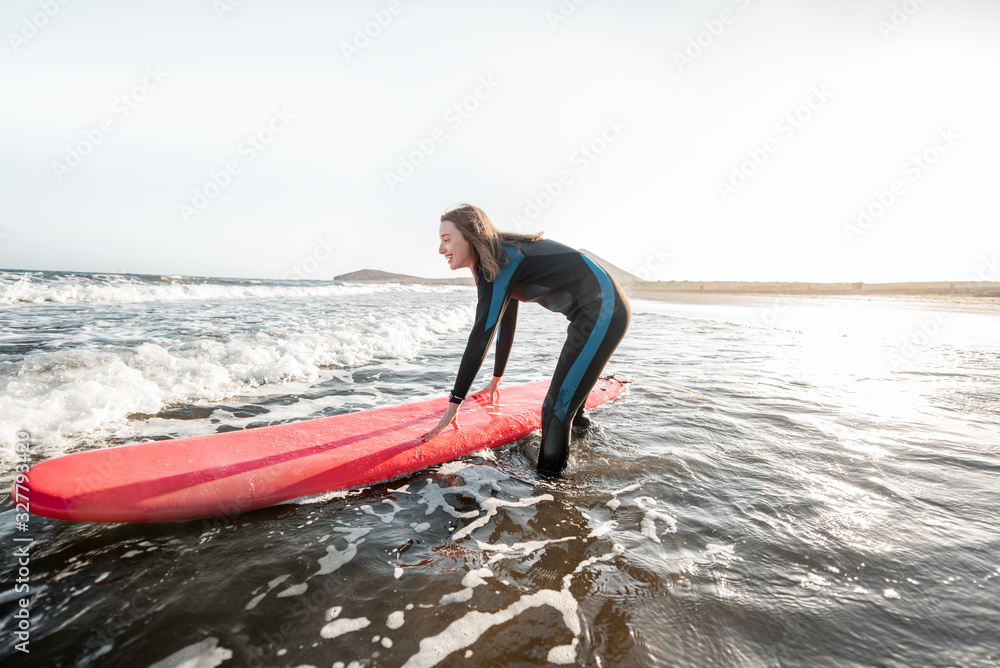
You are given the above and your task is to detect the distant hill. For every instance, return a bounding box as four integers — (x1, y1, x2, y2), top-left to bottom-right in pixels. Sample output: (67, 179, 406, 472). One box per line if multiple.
(335, 250, 645, 288)
(333, 269, 473, 286)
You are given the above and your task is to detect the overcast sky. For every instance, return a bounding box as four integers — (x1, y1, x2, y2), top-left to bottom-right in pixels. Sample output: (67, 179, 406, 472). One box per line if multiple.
(1, 0, 998, 283)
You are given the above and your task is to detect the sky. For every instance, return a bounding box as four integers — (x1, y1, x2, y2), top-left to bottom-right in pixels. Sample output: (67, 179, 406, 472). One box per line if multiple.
(1, 0, 998, 283)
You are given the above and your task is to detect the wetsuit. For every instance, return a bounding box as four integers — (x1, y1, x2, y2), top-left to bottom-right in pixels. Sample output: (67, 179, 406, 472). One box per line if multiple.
(449, 238, 630, 474)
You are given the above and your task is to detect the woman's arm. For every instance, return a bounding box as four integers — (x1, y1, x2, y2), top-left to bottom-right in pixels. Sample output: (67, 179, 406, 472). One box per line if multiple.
(421, 273, 501, 441)
(493, 298, 518, 380)
(449, 274, 506, 402)
(423, 249, 523, 440)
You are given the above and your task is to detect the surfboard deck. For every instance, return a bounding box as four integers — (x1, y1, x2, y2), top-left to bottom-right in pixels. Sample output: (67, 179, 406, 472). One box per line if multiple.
(18, 377, 627, 523)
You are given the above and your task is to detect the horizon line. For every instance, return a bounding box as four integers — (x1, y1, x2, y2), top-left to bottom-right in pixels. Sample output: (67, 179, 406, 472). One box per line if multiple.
(2, 266, 999, 288)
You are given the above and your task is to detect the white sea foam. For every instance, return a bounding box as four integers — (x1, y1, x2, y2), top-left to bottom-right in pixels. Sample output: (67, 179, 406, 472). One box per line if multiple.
(0, 301, 473, 467)
(587, 520, 619, 538)
(632, 496, 678, 544)
(411, 463, 549, 541)
(451, 495, 553, 541)
(605, 482, 641, 511)
(276, 583, 308, 598)
(361, 499, 406, 524)
(477, 536, 576, 565)
(320, 616, 370, 640)
(439, 568, 493, 605)
(401, 547, 624, 668)
(145, 636, 232, 668)
(402, 589, 579, 668)
(245, 574, 292, 611)
(640, 510, 677, 544)
(314, 528, 371, 576)
(548, 638, 580, 664)
(0, 271, 468, 305)
(245, 528, 371, 613)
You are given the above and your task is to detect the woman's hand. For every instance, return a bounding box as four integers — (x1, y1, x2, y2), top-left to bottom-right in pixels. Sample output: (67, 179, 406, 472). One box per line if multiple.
(420, 401, 461, 441)
(475, 376, 502, 404)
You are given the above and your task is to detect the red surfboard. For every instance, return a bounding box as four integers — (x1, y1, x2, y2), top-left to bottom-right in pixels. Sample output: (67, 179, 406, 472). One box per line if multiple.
(17, 377, 627, 523)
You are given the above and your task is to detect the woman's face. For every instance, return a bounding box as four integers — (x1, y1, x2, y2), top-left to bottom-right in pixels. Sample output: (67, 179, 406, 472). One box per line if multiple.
(438, 220, 474, 270)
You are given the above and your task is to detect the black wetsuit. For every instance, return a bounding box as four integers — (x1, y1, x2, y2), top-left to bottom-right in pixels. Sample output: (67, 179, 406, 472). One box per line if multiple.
(449, 238, 630, 474)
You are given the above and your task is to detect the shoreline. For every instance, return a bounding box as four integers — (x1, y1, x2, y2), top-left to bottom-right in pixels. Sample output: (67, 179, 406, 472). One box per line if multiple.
(623, 280, 1000, 298)
(621, 288, 1000, 315)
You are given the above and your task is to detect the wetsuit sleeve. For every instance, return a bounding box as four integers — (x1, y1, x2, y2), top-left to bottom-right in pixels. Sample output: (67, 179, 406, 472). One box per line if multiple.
(450, 273, 507, 402)
(493, 298, 518, 378)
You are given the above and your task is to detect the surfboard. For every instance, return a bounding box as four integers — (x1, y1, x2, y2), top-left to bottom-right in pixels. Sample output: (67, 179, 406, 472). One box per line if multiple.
(18, 377, 627, 523)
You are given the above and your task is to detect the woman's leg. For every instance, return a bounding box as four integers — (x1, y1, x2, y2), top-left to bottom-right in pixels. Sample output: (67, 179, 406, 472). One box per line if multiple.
(538, 283, 630, 475)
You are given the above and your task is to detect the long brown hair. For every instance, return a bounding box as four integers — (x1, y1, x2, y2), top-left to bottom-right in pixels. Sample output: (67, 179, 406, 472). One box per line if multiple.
(441, 204, 542, 283)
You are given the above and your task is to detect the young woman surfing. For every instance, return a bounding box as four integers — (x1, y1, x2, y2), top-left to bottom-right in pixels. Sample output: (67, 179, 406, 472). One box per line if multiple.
(420, 204, 630, 475)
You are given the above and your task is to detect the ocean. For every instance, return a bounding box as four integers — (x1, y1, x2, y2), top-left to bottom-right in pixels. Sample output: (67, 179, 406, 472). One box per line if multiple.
(1, 269, 998, 667)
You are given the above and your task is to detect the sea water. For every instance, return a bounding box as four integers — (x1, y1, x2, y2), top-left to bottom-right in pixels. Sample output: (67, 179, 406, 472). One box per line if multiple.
(1, 270, 998, 667)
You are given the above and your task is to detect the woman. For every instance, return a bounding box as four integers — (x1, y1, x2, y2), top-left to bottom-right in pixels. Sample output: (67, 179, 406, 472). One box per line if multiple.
(420, 204, 630, 475)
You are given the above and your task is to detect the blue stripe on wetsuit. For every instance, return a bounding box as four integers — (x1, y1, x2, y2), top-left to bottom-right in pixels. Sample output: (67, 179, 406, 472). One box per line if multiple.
(553, 255, 615, 420)
(484, 246, 524, 331)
